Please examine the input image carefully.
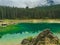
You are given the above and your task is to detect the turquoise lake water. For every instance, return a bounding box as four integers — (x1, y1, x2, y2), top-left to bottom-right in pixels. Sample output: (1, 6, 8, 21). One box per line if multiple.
(0, 23, 60, 45)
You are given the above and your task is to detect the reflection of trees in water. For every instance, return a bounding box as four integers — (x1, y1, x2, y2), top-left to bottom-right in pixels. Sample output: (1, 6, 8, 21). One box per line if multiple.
(0, 23, 60, 38)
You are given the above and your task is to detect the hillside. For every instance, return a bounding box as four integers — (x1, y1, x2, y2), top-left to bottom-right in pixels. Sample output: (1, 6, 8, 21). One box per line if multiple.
(0, 4, 60, 19)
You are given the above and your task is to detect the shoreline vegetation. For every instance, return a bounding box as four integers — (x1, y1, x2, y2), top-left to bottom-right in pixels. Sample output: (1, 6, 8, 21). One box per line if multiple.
(0, 19, 60, 25)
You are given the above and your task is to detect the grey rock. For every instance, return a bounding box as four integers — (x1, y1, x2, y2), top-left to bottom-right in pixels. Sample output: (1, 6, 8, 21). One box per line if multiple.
(21, 29, 59, 45)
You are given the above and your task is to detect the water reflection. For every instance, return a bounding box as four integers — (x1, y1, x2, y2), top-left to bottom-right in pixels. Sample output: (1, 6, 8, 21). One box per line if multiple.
(0, 32, 40, 45)
(0, 23, 60, 45)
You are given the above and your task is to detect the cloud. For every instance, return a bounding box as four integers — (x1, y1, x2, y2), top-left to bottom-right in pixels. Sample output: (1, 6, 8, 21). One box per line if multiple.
(53, 0, 60, 4)
(0, 0, 60, 8)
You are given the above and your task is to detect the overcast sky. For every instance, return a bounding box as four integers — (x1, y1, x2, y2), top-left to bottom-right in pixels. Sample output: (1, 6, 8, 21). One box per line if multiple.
(0, 0, 60, 8)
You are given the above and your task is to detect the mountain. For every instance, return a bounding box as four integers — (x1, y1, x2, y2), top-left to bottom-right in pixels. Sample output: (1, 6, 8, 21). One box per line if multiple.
(21, 29, 60, 45)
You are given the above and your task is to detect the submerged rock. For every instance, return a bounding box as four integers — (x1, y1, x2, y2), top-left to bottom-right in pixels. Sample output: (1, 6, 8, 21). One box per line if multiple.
(21, 29, 60, 45)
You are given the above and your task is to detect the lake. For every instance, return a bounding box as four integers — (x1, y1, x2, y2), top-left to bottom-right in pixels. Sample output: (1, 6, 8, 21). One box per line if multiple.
(0, 23, 60, 45)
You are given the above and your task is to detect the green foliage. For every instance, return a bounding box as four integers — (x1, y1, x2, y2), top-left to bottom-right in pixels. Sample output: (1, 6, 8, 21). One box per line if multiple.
(0, 4, 60, 19)
(27, 37, 33, 42)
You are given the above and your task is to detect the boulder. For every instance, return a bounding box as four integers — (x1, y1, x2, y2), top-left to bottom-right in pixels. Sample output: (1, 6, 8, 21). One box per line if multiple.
(21, 29, 59, 45)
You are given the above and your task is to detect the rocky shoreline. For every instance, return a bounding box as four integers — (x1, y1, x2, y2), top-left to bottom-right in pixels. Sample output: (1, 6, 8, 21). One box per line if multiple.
(0, 19, 60, 26)
(21, 29, 60, 45)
